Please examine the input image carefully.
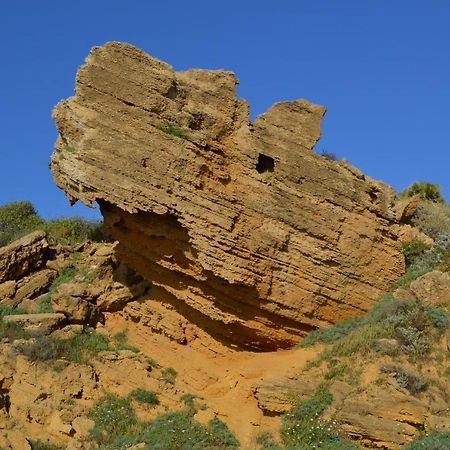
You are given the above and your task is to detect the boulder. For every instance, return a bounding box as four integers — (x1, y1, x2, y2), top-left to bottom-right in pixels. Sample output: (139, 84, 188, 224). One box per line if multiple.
(410, 271, 450, 306)
(2, 313, 66, 335)
(51, 42, 405, 349)
(51, 282, 99, 324)
(0, 231, 49, 283)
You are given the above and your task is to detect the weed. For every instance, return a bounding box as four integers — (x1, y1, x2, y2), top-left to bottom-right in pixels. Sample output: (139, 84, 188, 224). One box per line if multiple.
(380, 365, 428, 395)
(28, 440, 64, 450)
(129, 388, 159, 406)
(303, 295, 446, 360)
(403, 430, 450, 449)
(112, 330, 140, 353)
(160, 367, 177, 384)
(280, 385, 357, 449)
(35, 294, 53, 313)
(63, 144, 76, 153)
(17, 327, 110, 364)
(157, 122, 189, 140)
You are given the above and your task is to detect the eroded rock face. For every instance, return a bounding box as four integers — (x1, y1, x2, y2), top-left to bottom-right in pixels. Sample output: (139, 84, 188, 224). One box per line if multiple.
(51, 42, 405, 350)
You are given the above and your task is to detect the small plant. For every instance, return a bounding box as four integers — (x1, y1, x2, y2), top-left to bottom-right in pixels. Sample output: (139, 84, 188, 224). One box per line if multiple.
(320, 150, 338, 161)
(380, 365, 428, 395)
(63, 144, 76, 153)
(279, 386, 357, 449)
(402, 240, 432, 267)
(112, 330, 140, 353)
(89, 393, 141, 447)
(28, 440, 64, 450)
(403, 430, 450, 449)
(160, 367, 177, 384)
(17, 327, 110, 365)
(401, 182, 444, 202)
(157, 122, 189, 140)
(129, 388, 159, 406)
(301, 296, 446, 363)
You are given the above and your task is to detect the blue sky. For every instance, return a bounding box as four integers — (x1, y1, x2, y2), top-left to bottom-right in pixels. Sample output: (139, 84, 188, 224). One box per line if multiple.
(1, 1, 449, 219)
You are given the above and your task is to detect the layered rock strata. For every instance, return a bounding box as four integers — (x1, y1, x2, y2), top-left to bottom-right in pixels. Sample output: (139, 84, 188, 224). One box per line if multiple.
(51, 42, 405, 350)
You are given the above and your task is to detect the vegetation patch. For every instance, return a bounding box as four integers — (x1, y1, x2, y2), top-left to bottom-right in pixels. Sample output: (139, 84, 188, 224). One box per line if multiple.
(88, 392, 239, 450)
(129, 388, 159, 406)
(157, 122, 189, 140)
(380, 364, 428, 395)
(257, 386, 358, 449)
(403, 430, 450, 449)
(0, 200, 106, 247)
(301, 295, 448, 362)
(160, 367, 178, 384)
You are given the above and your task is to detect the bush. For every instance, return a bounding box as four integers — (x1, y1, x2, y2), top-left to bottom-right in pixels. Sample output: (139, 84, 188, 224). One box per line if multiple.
(301, 296, 446, 360)
(28, 441, 64, 450)
(0, 200, 107, 247)
(160, 367, 177, 384)
(0, 201, 44, 246)
(412, 201, 450, 246)
(380, 365, 428, 395)
(0, 305, 28, 340)
(401, 182, 444, 202)
(89, 393, 141, 448)
(17, 327, 111, 364)
(129, 388, 159, 406)
(402, 240, 432, 267)
(403, 430, 450, 449)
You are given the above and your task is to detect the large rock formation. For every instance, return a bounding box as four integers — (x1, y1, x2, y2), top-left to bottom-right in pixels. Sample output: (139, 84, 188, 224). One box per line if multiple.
(51, 42, 405, 350)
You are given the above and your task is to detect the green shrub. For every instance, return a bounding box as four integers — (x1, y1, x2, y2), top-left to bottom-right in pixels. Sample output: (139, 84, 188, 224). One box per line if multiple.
(301, 296, 446, 361)
(401, 182, 444, 202)
(17, 327, 110, 364)
(402, 240, 432, 267)
(141, 411, 239, 449)
(380, 365, 428, 395)
(403, 430, 450, 449)
(0, 200, 107, 247)
(0, 201, 44, 246)
(44, 216, 106, 245)
(160, 367, 177, 384)
(0, 305, 28, 340)
(89, 393, 142, 447)
(129, 388, 159, 406)
(157, 122, 189, 140)
(412, 201, 450, 246)
(28, 440, 64, 450)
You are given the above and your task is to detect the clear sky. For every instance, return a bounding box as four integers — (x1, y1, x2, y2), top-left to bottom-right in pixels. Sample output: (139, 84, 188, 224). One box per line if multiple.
(1, 0, 449, 220)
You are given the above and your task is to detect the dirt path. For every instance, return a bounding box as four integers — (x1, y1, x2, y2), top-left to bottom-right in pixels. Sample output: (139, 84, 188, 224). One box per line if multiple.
(104, 313, 318, 448)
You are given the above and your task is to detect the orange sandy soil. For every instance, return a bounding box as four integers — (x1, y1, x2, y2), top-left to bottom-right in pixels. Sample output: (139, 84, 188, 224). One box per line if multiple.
(103, 312, 318, 448)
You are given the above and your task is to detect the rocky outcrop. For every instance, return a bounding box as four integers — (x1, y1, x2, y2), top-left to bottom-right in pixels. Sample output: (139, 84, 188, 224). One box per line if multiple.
(0, 232, 49, 284)
(51, 42, 405, 350)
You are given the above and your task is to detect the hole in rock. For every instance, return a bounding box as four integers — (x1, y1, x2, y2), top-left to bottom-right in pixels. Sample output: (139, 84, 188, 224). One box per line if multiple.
(256, 153, 275, 174)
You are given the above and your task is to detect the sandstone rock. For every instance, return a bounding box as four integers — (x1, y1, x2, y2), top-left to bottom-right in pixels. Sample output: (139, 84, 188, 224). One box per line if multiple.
(3, 313, 66, 335)
(0, 231, 49, 283)
(51, 42, 405, 350)
(410, 271, 450, 306)
(51, 282, 99, 324)
(0, 280, 17, 302)
(0, 430, 31, 450)
(395, 195, 419, 223)
(14, 269, 57, 304)
(51, 324, 84, 340)
(398, 223, 434, 245)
